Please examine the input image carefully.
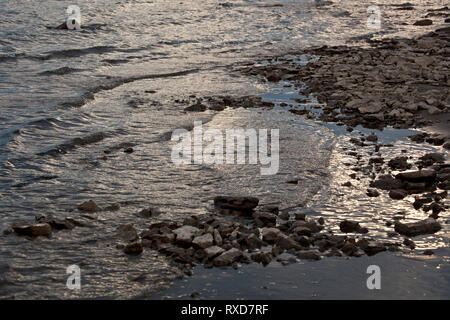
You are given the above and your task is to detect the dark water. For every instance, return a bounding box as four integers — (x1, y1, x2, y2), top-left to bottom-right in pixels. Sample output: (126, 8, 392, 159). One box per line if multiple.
(0, 0, 448, 299)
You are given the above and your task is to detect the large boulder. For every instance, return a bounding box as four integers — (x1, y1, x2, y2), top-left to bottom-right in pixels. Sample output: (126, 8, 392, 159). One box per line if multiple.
(395, 170, 436, 182)
(394, 218, 441, 237)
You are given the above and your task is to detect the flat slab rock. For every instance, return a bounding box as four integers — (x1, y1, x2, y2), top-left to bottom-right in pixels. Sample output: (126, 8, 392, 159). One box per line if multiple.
(213, 196, 259, 211)
(213, 248, 243, 267)
(394, 218, 442, 237)
(395, 170, 436, 182)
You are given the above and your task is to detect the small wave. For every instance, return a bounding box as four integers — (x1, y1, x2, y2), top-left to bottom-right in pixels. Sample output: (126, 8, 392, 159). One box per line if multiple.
(37, 132, 105, 157)
(11, 175, 58, 189)
(39, 66, 80, 76)
(37, 46, 116, 60)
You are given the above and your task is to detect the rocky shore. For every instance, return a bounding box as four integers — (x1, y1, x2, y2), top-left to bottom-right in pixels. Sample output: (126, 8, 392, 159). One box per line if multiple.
(2, 22, 449, 293)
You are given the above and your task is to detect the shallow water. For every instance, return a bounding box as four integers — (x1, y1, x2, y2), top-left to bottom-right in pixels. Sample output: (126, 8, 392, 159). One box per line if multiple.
(0, 0, 449, 299)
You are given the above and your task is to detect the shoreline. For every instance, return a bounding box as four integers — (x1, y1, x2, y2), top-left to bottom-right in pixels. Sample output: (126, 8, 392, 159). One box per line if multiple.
(1, 23, 450, 299)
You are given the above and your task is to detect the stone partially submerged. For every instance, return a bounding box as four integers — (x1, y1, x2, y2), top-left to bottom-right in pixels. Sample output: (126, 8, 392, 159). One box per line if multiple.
(394, 218, 441, 237)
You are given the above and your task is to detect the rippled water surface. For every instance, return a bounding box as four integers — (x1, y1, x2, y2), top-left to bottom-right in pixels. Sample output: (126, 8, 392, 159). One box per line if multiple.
(0, 0, 449, 299)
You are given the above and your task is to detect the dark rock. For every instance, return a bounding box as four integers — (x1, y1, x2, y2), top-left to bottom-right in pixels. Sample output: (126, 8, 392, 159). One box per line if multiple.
(388, 157, 411, 170)
(403, 238, 416, 250)
(139, 207, 161, 217)
(370, 174, 404, 190)
(123, 241, 143, 255)
(117, 224, 139, 242)
(339, 220, 368, 233)
(413, 19, 433, 26)
(214, 196, 259, 212)
(12, 222, 52, 237)
(357, 239, 386, 256)
(77, 200, 101, 212)
(251, 252, 272, 266)
(295, 250, 321, 261)
(394, 218, 441, 237)
(184, 103, 207, 112)
(389, 189, 408, 200)
(252, 211, 277, 227)
(366, 189, 380, 197)
(192, 233, 214, 249)
(213, 248, 243, 267)
(173, 226, 200, 246)
(396, 169, 436, 182)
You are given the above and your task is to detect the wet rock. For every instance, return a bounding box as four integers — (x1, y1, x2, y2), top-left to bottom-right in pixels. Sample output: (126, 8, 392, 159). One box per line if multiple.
(77, 200, 101, 212)
(139, 207, 161, 217)
(370, 174, 404, 190)
(394, 218, 441, 237)
(104, 203, 121, 211)
(123, 241, 143, 255)
(35, 215, 74, 230)
(357, 239, 386, 256)
(366, 189, 380, 197)
(413, 197, 433, 210)
(413, 19, 433, 26)
(295, 250, 321, 261)
(214, 196, 259, 212)
(388, 157, 411, 170)
(184, 102, 207, 112)
(293, 226, 312, 237)
(192, 233, 214, 249)
(124, 147, 134, 154)
(318, 217, 325, 225)
(423, 249, 434, 255)
(275, 235, 301, 250)
(117, 224, 138, 242)
(213, 229, 223, 246)
(403, 238, 416, 250)
(213, 248, 243, 267)
(396, 169, 436, 182)
(245, 233, 264, 249)
(173, 226, 200, 246)
(12, 222, 52, 237)
(366, 134, 378, 142)
(251, 252, 272, 266)
(389, 189, 408, 200)
(204, 246, 225, 259)
(278, 211, 290, 220)
(339, 220, 368, 233)
(341, 241, 359, 256)
(291, 220, 322, 233)
(252, 211, 277, 227)
(295, 213, 306, 221)
(261, 227, 282, 242)
(419, 153, 445, 166)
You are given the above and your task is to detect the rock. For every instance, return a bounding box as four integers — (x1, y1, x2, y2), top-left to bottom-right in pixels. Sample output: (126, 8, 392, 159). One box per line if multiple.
(413, 19, 433, 26)
(389, 189, 408, 200)
(117, 224, 138, 242)
(388, 157, 411, 170)
(261, 227, 282, 242)
(339, 220, 368, 233)
(251, 252, 272, 266)
(358, 104, 382, 114)
(124, 147, 134, 153)
(214, 196, 259, 212)
(35, 215, 74, 230)
(12, 222, 52, 237)
(295, 250, 321, 261)
(184, 103, 207, 112)
(341, 241, 359, 256)
(295, 213, 306, 221)
(357, 239, 386, 256)
(252, 211, 277, 226)
(366, 189, 380, 197)
(396, 170, 436, 182)
(192, 233, 214, 249)
(366, 134, 378, 142)
(139, 207, 161, 217)
(213, 248, 243, 267)
(278, 211, 290, 220)
(77, 200, 101, 212)
(104, 203, 121, 211)
(245, 233, 264, 249)
(173, 226, 200, 246)
(204, 246, 225, 259)
(317, 217, 325, 225)
(213, 229, 223, 246)
(291, 220, 322, 233)
(394, 218, 441, 237)
(370, 174, 404, 190)
(293, 226, 312, 237)
(403, 238, 415, 250)
(124, 241, 143, 255)
(419, 153, 445, 166)
(423, 249, 434, 255)
(275, 235, 301, 250)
